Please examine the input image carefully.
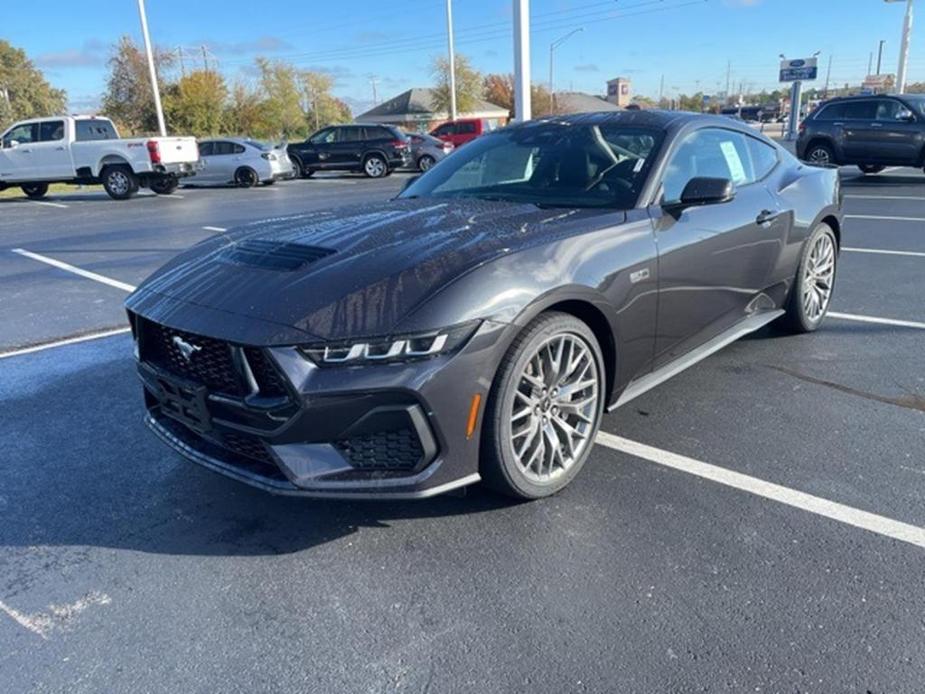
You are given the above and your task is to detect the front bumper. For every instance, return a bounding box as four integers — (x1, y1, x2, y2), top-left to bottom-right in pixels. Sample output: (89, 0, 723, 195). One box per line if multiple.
(130, 313, 511, 499)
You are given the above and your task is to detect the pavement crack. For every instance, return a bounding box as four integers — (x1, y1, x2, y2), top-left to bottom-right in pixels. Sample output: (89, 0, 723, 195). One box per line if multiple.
(766, 364, 925, 413)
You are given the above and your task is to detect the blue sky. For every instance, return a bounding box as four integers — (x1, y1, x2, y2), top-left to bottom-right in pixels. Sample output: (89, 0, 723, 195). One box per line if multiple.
(7, 0, 924, 114)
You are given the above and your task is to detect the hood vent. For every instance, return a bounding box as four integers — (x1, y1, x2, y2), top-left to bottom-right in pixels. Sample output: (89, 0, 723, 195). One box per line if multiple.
(223, 239, 335, 271)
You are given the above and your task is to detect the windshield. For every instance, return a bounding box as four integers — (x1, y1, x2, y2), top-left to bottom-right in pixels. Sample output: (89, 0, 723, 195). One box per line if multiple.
(400, 122, 663, 209)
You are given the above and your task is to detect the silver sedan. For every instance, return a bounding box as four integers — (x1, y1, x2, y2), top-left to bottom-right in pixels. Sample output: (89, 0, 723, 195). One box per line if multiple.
(193, 138, 295, 187)
(407, 132, 454, 171)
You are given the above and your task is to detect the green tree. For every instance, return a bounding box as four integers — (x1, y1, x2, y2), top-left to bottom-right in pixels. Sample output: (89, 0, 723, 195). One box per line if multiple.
(0, 40, 67, 130)
(480, 72, 552, 117)
(432, 53, 482, 115)
(164, 69, 228, 136)
(101, 36, 173, 135)
(255, 57, 304, 138)
(225, 82, 268, 137)
(299, 70, 351, 132)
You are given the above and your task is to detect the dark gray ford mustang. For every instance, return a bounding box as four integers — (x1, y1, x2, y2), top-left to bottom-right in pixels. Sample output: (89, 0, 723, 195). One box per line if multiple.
(126, 111, 842, 500)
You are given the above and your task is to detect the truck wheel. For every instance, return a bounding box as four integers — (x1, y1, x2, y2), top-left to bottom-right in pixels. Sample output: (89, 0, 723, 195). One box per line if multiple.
(21, 183, 49, 199)
(234, 167, 259, 188)
(150, 175, 179, 195)
(102, 165, 139, 200)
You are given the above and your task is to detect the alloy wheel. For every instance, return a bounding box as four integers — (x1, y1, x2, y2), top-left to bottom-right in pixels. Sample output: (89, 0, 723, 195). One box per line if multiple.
(802, 232, 836, 322)
(108, 171, 130, 196)
(419, 155, 435, 172)
(365, 157, 386, 177)
(808, 147, 831, 165)
(509, 333, 600, 483)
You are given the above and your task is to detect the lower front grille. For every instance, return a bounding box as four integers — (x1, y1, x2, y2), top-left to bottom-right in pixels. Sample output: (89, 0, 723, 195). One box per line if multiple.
(335, 428, 424, 471)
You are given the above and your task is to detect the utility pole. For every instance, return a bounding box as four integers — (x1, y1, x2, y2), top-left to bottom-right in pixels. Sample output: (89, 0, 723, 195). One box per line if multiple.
(369, 77, 380, 105)
(725, 60, 731, 101)
(868, 52, 873, 75)
(176, 47, 185, 78)
(658, 74, 665, 105)
(513, 0, 531, 122)
(876, 39, 886, 73)
(823, 54, 832, 97)
(445, 0, 457, 120)
(136, 0, 166, 136)
(201, 45, 210, 72)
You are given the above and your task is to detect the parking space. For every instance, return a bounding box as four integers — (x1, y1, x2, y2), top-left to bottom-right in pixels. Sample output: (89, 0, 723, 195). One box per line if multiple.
(2, 168, 925, 691)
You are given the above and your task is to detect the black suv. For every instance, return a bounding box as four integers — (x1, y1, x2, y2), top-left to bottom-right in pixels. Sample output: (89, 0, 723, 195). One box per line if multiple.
(287, 124, 410, 178)
(797, 94, 925, 173)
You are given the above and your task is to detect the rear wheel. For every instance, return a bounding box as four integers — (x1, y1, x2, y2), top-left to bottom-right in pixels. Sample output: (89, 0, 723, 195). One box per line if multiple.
(149, 175, 178, 195)
(779, 222, 838, 334)
(234, 167, 259, 188)
(805, 143, 835, 166)
(858, 164, 885, 174)
(21, 182, 49, 199)
(291, 154, 312, 178)
(418, 154, 436, 172)
(102, 165, 139, 200)
(363, 154, 388, 178)
(481, 312, 605, 499)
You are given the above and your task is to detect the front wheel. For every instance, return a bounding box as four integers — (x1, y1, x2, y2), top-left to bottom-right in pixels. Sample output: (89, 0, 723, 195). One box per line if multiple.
(481, 312, 605, 499)
(234, 167, 259, 188)
(779, 223, 838, 334)
(363, 154, 388, 178)
(418, 155, 436, 172)
(149, 175, 178, 195)
(102, 165, 139, 200)
(858, 164, 885, 174)
(805, 143, 835, 166)
(21, 183, 49, 199)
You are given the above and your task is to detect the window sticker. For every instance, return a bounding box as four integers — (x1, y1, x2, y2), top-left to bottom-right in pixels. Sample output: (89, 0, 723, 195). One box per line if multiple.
(633, 158, 645, 173)
(719, 140, 747, 184)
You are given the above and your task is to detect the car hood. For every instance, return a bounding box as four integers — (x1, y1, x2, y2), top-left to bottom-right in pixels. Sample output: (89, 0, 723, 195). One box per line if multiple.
(127, 197, 624, 344)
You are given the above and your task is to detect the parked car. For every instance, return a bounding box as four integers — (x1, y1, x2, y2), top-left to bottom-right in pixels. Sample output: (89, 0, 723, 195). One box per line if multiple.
(0, 115, 199, 200)
(287, 124, 410, 178)
(797, 94, 925, 173)
(430, 118, 498, 147)
(407, 132, 453, 171)
(127, 111, 841, 501)
(192, 138, 294, 188)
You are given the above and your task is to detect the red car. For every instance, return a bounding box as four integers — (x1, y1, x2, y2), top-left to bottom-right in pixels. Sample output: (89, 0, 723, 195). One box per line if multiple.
(430, 118, 498, 147)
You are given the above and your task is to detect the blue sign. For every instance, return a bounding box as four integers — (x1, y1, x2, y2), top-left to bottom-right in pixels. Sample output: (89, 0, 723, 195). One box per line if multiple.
(779, 57, 818, 83)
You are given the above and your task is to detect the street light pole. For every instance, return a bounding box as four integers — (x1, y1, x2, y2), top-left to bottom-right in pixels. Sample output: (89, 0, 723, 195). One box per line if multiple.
(876, 39, 886, 73)
(445, 0, 457, 121)
(513, 0, 531, 122)
(897, 0, 914, 93)
(136, 0, 166, 136)
(549, 28, 583, 112)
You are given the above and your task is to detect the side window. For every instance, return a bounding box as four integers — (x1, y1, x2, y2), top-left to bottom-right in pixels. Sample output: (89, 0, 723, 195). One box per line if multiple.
(232, 143, 246, 154)
(661, 129, 756, 203)
(459, 122, 477, 134)
(3, 123, 37, 147)
(39, 121, 65, 142)
(746, 137, 779, 180)
(198, 142, 214, 157)
(75, 120, 118, 141)
(309, 128, 335, 145)
(815, 102, 846, 121)
(844, 101, 877, 120)
(875, 100, 902, 121)
(432, 123, 454, 137)
(337, 127, 362, 143)
(213, 141, 235, 156)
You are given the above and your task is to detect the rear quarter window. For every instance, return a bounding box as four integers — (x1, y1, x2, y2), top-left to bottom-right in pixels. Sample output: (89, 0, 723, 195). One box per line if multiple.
(75, 120, 118, 141)
(814, 103, 846, 120)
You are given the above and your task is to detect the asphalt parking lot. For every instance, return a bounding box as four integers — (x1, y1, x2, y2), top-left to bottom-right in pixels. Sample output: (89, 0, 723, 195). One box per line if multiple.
(2, 168, 925, 692)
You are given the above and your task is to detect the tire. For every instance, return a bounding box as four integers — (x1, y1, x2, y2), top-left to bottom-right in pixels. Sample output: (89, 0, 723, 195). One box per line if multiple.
(778, 222, 838, 334)
(481, 312, 605, 499)
(102, 165, 139, 200)
(234, 167, 259, 188)
(363, 153, 388, 178)
(291, 154, 312, 178)
(858, 164, 885, 174)
(418, 155, 436, 172)
(805, 143, 835, 166)
(21, 183, 49, 199)
(149, 175, 178, 195)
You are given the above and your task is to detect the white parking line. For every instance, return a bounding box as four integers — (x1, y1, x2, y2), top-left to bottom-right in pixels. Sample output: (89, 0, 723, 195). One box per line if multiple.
(203, 225, 227, 232)
(845, 214, 925, 222)
(31, 200, 68, 209)
(845, 195, 925, 200)
(11, 248, 137, 292)
(595, 432, 925, 549)
(842, 247, 925, 258)
(828, 311, 925, 330)
(0, 327, 131, 360)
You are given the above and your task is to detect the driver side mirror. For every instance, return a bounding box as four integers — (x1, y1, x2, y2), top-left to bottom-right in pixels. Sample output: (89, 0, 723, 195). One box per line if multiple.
(666, 177, 736, 210)
(4, 139, 19, 149)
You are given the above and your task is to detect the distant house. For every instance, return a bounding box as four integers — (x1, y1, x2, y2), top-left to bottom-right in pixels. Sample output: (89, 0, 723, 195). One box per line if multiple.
(552, 92, 622, 114)
(356, 87, 510, 132)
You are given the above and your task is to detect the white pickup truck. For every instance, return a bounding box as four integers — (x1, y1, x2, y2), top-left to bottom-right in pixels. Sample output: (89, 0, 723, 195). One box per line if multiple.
(0, 115, 200, 200)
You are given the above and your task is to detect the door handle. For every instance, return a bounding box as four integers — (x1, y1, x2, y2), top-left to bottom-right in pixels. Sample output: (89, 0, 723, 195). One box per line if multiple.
(55, 146, 65, 151)
(756, 209, 781, 225)
(833, 122, 845, 126)
(21, 148, 32, 153)
(870, 122, 883, 128)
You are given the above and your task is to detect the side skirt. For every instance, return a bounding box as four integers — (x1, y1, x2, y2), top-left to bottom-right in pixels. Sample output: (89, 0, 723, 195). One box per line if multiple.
(608, 309, 785, 411)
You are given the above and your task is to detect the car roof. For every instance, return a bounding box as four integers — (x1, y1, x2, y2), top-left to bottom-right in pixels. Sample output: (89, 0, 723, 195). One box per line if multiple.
(505, 109, 749, 133)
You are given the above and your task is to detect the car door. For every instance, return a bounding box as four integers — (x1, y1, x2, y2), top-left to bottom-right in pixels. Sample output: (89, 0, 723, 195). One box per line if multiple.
(649, 127, 786, 367)
(864, 98, 924, 164)
(0, 122, 41, 181)
(329, 126, 363, 168)
(196, 141, 218, 183)
(840, 100, 879, 161)
(209, 141, 239, 183)
(34, 120, 73, 179)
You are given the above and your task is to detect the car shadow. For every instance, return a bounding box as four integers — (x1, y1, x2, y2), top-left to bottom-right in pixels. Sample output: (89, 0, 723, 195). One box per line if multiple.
(843, 174, 925, 187)
(2, 349, 519, 558)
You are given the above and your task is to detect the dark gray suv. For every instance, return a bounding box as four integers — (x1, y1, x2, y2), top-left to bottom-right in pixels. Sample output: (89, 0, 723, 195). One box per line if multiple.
(797, 94, 925, 173)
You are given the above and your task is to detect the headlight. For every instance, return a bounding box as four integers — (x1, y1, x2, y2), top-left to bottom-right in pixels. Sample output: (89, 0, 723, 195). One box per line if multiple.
(299, 321, 480, 366)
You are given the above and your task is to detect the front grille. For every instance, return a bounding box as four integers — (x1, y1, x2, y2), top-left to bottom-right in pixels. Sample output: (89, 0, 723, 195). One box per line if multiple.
(244, 348, 289, 397)
(140, 319, 243, 395)
(335, 428, 424, 471)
